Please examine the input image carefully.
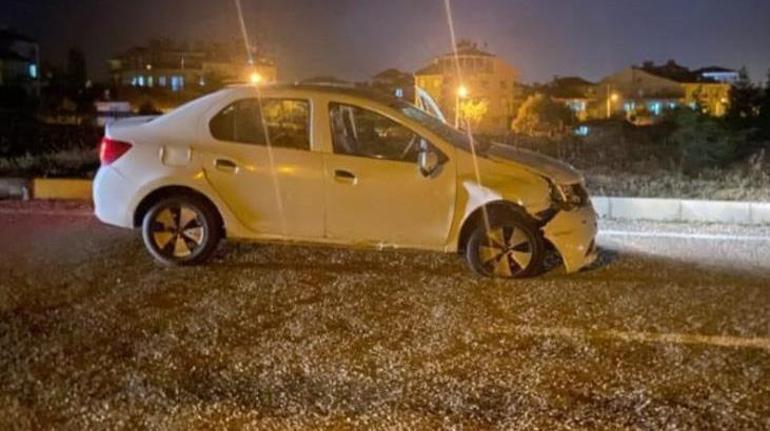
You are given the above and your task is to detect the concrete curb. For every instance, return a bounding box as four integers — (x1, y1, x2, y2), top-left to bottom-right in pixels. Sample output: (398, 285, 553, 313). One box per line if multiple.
(592, 197, 770, 225)
(0, 178, 30, 200)
(1, 177, 769, 225)
(31, 178, 93, 200)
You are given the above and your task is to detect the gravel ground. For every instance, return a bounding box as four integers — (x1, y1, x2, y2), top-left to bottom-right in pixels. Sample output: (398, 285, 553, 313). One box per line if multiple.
(1, 202, 769, 430)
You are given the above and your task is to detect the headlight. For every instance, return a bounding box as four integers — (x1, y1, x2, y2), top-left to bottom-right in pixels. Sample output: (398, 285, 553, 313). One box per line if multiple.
(549, 181, 589, 210)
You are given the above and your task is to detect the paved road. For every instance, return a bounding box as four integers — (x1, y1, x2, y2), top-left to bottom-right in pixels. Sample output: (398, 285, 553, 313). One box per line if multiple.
(1, 202, 769, 429)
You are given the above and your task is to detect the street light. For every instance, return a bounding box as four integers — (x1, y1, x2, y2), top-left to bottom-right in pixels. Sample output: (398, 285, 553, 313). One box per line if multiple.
(457, 84, 469, 99)
(250, 72, 263, 85)
(455, 84, 468, 128)
(606, 85, 620, 119)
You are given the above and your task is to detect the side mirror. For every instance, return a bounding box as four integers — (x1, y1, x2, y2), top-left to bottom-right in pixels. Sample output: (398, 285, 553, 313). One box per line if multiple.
(418, 140, 440, 177)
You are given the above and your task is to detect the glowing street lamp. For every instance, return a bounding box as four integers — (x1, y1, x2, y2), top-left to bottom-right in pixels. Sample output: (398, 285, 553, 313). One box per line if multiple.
(606, 85, 620, 119)
(455, 84, 469, 128)
(457, 84, 469, 99)
(249, 71, 263, 85)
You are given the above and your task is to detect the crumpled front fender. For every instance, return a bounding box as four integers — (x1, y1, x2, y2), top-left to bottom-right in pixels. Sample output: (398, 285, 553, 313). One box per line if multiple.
(542, 205, 598, 273)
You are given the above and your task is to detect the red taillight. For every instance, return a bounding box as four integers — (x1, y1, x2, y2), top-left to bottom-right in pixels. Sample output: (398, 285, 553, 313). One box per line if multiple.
(99, 138, 132, 165)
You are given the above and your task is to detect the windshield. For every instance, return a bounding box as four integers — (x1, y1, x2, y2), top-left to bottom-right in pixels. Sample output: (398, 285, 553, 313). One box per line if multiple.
(398, 103, 490, 153)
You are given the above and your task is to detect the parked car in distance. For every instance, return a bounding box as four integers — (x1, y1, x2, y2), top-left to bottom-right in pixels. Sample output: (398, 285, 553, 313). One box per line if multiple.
(94, 83, 597, 278)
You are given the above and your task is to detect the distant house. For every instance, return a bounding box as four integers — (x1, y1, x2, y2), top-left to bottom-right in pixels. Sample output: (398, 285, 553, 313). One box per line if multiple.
(414, 40, 524, 134)
(0, 28, 39, 97)
(695, 66, 739, 84)
(109, 39, 276, 111)
(545, 76, 599, 121)
(371, 68, 415, 100)
(600, 60, 731, 120)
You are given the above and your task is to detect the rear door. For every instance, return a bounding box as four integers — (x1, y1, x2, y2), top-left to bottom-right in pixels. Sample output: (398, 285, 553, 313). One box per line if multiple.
(202, 97, 325, 239)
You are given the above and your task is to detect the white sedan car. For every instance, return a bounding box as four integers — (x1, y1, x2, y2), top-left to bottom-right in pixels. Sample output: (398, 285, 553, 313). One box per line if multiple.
(94, 84, 597, 278)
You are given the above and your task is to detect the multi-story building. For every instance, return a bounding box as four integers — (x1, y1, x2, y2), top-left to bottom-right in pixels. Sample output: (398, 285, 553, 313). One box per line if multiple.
(599, 61, 731, 121)
(415, 41, 522, 134)
(0, 28, 39, 97)
(109, 39, 276, 109)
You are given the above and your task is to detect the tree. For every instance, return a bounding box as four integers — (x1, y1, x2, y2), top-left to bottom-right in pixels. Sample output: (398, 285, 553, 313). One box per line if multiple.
(459, 98, 489, 130)
(65, 48, 92, 112)
(757, 69, 770, 141)
(725, 67, 762, 130)
(511, 93, 575, 138)
(66, 48, 87, 90)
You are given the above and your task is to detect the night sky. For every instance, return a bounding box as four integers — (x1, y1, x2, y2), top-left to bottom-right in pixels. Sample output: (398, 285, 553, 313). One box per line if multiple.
(4, 0, 770, 84)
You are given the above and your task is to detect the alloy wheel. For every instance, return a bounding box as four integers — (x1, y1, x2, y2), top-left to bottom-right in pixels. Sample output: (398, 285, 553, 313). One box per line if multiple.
(150, 204, 206, 259)
(477, 226, 533, 277)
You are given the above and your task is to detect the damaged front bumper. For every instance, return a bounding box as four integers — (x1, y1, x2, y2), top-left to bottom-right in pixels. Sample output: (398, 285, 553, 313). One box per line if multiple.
(541, 204, 598, 273)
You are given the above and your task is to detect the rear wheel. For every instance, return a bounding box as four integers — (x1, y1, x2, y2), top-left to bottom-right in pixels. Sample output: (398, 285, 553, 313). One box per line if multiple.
(465, 212, 545, 278)
(141, 196, 221, 266)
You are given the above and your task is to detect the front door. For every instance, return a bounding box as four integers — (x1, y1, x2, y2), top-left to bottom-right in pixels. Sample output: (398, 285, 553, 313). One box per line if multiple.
(324, 103, 456, 249)
(203, 97, 325, 239)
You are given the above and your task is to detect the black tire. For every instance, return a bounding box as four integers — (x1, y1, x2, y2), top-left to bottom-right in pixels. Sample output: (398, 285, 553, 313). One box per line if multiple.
(465, 210, 545, 278)
(141, 195, 222, 266)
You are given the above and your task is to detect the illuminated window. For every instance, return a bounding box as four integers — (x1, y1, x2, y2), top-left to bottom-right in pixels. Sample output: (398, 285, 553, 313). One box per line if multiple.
(28, 64, 38, 79)
(648, 101, 662, 116)
(567, 100, 586, 112)
(158, 76, 166, 87)
(394, 88, 404, 98)
(147, 76, 154, 87)
(170, 76, 184, 92)
(574, 126, 590, 136)
(137, 76, 145, 87)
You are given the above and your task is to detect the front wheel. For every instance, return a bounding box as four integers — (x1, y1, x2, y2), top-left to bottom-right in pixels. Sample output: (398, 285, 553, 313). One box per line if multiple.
(141, 196, 222, 266)
(465, 212, 545, 278)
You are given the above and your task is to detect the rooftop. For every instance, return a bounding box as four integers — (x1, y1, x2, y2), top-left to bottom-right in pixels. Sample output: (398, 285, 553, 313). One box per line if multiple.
(0, 28, 37, 44)
(635, 60, 734, 83)
(441, 40, 494, 58)
(414, 62, 442, 76)
(0, 47, 31, 62)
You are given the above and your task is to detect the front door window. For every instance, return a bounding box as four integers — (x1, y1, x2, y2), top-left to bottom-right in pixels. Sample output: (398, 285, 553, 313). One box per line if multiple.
(329, 103, 423, 163)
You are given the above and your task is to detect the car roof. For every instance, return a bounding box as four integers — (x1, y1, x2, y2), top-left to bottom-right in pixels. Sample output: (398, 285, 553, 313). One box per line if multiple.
(226, 82, 405, 106)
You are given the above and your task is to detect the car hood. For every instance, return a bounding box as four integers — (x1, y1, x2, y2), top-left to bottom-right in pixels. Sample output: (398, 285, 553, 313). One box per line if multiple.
(484, 144, 583, 184)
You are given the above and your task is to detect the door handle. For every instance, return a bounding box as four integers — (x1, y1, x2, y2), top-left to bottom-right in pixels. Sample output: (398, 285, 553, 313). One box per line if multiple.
(215, 158, 238, 172)
(334, 169, 357, 184)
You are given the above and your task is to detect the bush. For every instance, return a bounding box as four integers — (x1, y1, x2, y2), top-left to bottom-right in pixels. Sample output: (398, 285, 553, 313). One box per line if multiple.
(667, 109, 743, 172)
(511, 94, 576, 138)
(0, 113, 102, 178)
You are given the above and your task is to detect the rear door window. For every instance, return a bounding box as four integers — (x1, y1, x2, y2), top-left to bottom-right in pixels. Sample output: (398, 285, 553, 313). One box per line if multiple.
(210, 98, 311, 151)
